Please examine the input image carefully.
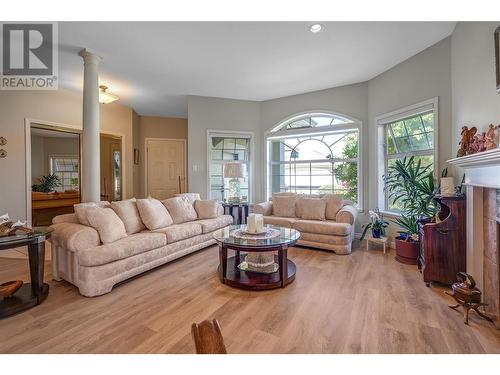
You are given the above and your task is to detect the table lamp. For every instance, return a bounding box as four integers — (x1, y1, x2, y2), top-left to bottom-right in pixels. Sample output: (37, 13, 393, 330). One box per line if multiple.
(224, 162, 247, 203)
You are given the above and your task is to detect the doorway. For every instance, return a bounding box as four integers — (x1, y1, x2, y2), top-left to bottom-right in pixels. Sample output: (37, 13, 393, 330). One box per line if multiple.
(100, 134, 123, 202)
(145, 138, 187, 199)
(30, 125, 81, 226)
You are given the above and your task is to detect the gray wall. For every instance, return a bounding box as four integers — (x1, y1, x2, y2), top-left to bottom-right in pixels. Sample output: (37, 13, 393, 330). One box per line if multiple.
(451, 22, 500, 152)
(187, 95, 261, 200)
(187, 37, 454, 235)
(260, 82, 369, 222)
(367, 36, 453, 217)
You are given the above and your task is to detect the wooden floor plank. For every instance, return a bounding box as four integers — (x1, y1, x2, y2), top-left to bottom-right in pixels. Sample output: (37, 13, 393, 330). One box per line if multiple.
(0, 241, 499, 354)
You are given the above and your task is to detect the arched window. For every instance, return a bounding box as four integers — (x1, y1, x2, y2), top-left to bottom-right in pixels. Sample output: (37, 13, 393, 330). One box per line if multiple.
(266, 112, 361, 207)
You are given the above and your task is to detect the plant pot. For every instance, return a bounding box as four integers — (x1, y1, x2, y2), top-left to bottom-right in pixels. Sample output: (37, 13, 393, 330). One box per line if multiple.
(372, 228, 382, 238)
(395, 237, 419, 265)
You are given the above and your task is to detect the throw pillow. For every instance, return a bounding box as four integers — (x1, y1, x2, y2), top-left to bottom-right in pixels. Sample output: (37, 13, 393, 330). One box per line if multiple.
(194, 199, 219, 219)
(74, 201, 110, 226)
(162, 196, 198, 224)
(136, 197, 174, 230)
(173, 193, 201, 205)
(86, 207, 128, 244)
(296, 197, 326, 221)
(111, 198, 146, 234)
(272, 195, 296, 218)
(324, 194, 345, 220)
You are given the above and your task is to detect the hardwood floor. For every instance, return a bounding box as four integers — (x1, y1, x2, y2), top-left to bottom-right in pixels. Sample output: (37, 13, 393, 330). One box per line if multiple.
(1, 242, 499, 353)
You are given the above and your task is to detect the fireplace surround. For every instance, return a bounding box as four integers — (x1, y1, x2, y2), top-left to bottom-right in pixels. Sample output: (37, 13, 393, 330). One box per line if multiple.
(449, 148, 500, 328)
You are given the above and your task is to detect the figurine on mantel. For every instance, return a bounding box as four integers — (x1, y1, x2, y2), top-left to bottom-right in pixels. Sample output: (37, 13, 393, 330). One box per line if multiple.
(457, 124, 498, 157)
(485, 124, 499, 150)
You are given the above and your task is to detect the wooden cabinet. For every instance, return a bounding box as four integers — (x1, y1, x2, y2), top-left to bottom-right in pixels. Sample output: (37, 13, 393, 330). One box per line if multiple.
(32, 191, 80, 226)
(418, 195, 466, 286)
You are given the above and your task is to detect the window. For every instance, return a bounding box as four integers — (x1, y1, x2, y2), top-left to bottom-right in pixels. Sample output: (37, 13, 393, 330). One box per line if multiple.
(378, 98, 438, 213)
(208, 133, 251, 201)
(50, 155, 79, 192)
(267, 113, 361, 206)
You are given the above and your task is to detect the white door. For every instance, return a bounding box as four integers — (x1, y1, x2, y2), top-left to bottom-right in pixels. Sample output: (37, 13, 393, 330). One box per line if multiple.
(146, 139, 186, 200)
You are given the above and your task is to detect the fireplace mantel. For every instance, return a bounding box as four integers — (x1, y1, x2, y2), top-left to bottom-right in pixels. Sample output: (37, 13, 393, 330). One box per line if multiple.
(448, 148, 500, 189)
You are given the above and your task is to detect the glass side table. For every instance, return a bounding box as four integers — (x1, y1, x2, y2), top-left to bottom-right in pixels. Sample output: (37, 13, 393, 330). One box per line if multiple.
(0, 227, 52, 319)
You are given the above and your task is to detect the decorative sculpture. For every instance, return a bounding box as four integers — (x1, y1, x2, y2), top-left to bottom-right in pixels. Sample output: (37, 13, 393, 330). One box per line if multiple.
(457, 124, 499, 157)
(0, 280, 23, 298)
(0, 213, 33, 237)
(457, 126, 477, 157)
(445, 272, 493, 325)
(485, 124, 499, 150)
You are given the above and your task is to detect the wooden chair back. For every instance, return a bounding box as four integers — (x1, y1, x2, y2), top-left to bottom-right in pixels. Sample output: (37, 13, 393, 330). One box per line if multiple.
(191, 319, 227, 354)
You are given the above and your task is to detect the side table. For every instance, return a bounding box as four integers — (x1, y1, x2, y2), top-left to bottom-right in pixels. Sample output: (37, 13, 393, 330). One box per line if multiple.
(222, 202, 250, 225)
(366, 235, 388, 254)
(0, 227, 52, 319)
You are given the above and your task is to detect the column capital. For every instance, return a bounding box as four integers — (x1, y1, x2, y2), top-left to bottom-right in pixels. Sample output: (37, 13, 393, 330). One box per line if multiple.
(78, 48, 102, 65)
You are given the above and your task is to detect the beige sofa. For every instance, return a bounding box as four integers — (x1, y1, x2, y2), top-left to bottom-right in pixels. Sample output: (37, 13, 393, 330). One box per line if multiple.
(50, 193, 232, 297)
(252, 193, 358, 254)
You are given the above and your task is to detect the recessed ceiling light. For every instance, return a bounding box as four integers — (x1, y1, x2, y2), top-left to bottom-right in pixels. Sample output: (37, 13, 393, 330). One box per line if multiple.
(309, 24, 322, 33)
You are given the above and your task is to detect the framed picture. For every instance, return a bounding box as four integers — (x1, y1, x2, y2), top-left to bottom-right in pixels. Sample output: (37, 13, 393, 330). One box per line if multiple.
(134, 148, 140, 165)
(496, 26, 500, 93)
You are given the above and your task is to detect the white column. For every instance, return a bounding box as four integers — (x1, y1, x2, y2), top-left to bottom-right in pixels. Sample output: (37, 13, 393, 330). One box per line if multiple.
(79, 49, 102, 202)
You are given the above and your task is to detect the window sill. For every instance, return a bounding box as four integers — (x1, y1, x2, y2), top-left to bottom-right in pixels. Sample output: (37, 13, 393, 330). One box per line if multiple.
(379, 210, 402, 219)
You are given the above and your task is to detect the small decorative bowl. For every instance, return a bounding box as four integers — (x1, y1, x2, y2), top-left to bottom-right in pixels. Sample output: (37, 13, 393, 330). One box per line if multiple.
(0, 280, 23, 298)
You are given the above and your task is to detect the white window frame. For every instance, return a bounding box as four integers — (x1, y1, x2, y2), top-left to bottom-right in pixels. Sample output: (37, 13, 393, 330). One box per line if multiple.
(49, 154, 80, 192)
(264, 111, 363, 209)
(206, 130, 254, 202)
(376, 97, 439, 216)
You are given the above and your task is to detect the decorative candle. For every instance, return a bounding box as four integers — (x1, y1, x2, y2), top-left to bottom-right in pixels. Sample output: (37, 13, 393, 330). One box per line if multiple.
(247, 213, 256, 233)
(441, 177, 455, 197)
(255, 214, 264, 232)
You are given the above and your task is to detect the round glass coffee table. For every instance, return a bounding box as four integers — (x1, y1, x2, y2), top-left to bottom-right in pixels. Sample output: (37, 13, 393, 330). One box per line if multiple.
(213, 224, 300, 290)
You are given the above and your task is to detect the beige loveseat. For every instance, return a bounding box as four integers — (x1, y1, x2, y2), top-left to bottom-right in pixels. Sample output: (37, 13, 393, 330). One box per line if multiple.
(252, 193, 358, 254)
(49, 193, 232, 297)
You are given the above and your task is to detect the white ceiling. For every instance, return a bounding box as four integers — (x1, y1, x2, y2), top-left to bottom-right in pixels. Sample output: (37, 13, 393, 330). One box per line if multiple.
(58, 22, 456, 118)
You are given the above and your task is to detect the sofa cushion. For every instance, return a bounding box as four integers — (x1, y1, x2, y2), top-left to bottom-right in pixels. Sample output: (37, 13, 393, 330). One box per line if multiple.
(292, 219, 351, 236)
(136, 197, 173, 230)
(111, 198, 146, 234)
(194, 199, 219, 219)
(50, 222, 101, 252)
(174, 193, 201, 205)
(196, 215, 233, 233)
(78, 232, 167, 267)
(324, 194, 344, 220)
(74, 201, 110, 226)
(263, 216, 298, 228)
(296, 197, 326, 221)
(162, 196, 198, 224)
(154, 222, 202, 243)
(272, 195, 296, 217)
(86, 207, 128, 244)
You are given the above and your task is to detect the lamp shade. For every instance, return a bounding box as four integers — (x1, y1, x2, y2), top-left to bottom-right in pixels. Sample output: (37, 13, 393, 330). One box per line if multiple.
(224, 163, 247, 178)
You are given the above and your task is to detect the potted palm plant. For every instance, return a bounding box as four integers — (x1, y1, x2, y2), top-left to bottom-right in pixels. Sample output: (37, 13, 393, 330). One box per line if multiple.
(384, 156, 438, 265)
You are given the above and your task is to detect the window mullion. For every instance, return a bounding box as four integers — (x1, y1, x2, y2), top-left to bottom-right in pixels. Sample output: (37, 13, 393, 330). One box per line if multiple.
(387, 124, 400, 154)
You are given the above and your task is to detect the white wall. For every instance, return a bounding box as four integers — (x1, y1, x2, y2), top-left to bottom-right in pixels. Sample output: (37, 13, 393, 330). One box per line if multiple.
(451, 22, 500, 151)
(187, 95, 261, 200)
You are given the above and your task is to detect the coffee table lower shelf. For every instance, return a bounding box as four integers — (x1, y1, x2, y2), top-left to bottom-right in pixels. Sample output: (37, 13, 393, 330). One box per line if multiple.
(219, 256, 296, 290)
